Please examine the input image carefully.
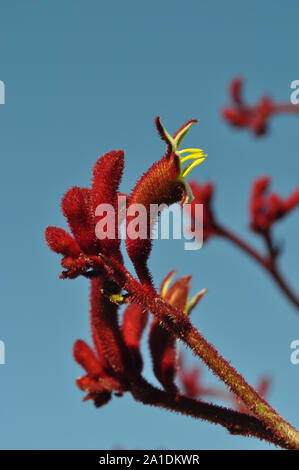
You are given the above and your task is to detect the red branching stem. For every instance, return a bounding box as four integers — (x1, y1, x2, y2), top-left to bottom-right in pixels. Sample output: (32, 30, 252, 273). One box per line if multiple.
(215, 224, 299, 310)
(273, 103, 299, 114)
(91, 254, 299, 450)
(128, 376, 285, 448)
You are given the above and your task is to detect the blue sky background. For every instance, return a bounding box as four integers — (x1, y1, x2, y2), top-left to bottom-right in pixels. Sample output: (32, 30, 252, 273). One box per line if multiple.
(1, 0, 299, 450)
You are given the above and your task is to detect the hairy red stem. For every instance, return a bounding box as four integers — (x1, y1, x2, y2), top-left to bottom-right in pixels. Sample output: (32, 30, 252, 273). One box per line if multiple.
(128, 376, 286, 448)
(215, 224, 299, 310)
(90, 255, 299, 450)
(273, 103, 299, 114)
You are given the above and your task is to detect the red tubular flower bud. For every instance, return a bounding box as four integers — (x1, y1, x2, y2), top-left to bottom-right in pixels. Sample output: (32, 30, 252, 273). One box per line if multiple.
(250, 176, 271, 232)
(92, 150, 124, 261)
(73, 339, 103, 379)
(61, 186, 99, 255)
(221, 107, 250, 127)
(74, 339, 123, 395)
(126, 117, 207, 288)
(221, 78, 250, 128)
(126, 157, 181, 288)
(72, 275, 131, 405)
(89, 277, 130, 383)
(283, 187, 299, 212)
(45, 226, 81, 258)
(230, 77, 244, 106)
(268, 193, 283, 219)
(149, 325, 178, 394)
(149, 271, 206, 394)
(222, 78, 277, 136)
(122, 303, 148, 373)
(46, 151, 126, 280)
(250, 98, 273, 136)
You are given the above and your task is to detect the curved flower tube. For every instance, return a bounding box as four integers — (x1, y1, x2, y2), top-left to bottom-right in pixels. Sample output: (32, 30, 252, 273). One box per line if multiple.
(126, 117, 207, 288)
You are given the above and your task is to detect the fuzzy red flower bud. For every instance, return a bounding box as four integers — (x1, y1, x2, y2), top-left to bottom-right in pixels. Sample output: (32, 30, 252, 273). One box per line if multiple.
(92, 150, 124, 261)
(222, 78, 274, 136)
(89, 277, 130, 382)
(283, 187, 299, 212)
(61, 186, 99, 255)
(126, 117, 207, 288)
(231, 77, 244, 106)
(46, 149, 133, 408)
(73, 323, 126, 405)
(122, 303, 147, 373)
(73, 339, 103, 379)
(46, 149, 126, 280)
(45, 226, 81, 258)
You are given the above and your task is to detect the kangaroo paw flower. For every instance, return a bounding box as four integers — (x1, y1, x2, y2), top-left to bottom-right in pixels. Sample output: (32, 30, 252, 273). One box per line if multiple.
(155, 116, 207, 206)
(222, 77, 299, 137)
(126, 117, 207, 287)
(250, 176, 299, 233)
(73, 338, 125, 407)
(45, 226, 82, 258)
(92, 150, 124, 262)
(46, 149, 125, 280)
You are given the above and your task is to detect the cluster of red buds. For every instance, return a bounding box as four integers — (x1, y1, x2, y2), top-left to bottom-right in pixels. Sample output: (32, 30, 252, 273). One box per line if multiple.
(185, 175, 299, 308)
(187, 177, 299, 240)
(46, 117, 209, 407)
(222, 78, 299, 136)
(46, 114, 299, 449)
(250, 176, 299, 234)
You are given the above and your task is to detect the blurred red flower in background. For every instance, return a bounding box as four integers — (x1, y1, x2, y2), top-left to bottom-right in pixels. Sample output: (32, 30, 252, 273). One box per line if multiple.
(222, 77, 299, 136)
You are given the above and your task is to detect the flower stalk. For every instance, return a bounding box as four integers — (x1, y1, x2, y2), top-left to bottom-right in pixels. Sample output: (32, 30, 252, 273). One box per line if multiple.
(94, 253, 299, 450)
(215, 223, 299, 310)
(45, 115, 299, 450)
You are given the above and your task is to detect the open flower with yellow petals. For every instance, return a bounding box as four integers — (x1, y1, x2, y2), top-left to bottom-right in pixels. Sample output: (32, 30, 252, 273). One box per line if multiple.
(155, 116, 207, 206)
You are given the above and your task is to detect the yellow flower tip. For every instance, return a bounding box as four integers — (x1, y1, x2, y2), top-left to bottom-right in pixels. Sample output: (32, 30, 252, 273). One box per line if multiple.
(178, 145, 207, 180)
(185, 288, 208, 315)
(108, 293, 131, 305)
(160, 269, 177, 297)
(173, 120, 198, 149)
(181, 156, 207, 179)
(156, 118, 207, 206)
(160, 270, 206, 315)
